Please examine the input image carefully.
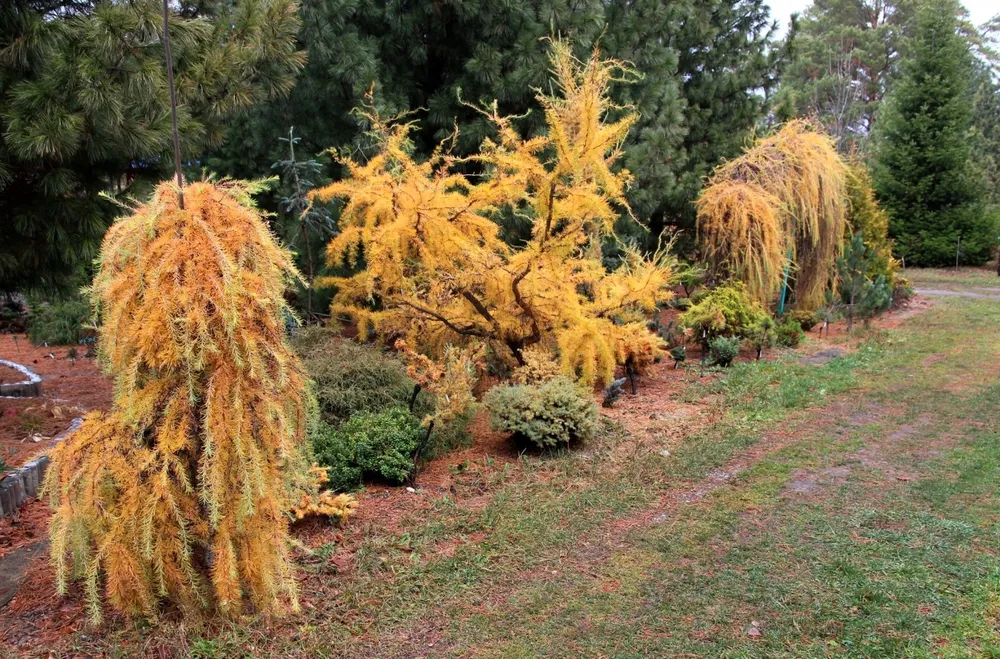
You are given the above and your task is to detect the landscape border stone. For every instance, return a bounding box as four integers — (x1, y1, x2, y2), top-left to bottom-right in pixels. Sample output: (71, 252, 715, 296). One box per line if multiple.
(0, 418, 80, 518)
(0, 359, 42, 398)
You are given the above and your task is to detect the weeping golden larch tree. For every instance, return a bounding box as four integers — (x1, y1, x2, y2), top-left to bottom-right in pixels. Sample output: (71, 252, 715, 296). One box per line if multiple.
(696, 120, 848, 310)
(45, 180, 354, 622)
(312, 43, 676, 386)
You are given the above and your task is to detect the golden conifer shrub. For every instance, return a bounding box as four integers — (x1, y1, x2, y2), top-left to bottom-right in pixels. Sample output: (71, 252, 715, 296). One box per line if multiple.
(45, 180, 328, 622)
(312, 43, 676, 386)
(697, 120, 848, 310)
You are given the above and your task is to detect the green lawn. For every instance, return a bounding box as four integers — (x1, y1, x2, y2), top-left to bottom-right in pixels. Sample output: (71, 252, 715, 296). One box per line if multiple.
(23, 276, 1000, 657)
(907, 265, 1000, 290)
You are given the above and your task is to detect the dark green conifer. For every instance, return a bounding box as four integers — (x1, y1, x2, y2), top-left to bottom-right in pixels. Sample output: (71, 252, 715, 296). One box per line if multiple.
(872, 0, 993, 266)
(0, 0, 304, 293)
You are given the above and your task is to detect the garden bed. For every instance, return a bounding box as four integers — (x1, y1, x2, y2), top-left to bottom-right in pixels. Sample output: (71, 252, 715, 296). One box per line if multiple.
(0, 335, 110, 468)
(0, 362, 40, 398)
(0, 295, 929, 652)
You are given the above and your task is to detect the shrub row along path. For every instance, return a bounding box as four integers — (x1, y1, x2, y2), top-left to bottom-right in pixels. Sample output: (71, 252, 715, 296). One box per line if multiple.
(2, 268, 1000, 655)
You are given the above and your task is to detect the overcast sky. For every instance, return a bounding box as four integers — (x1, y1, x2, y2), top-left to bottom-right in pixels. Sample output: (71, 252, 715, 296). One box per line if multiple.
(768, 0, 997, 35)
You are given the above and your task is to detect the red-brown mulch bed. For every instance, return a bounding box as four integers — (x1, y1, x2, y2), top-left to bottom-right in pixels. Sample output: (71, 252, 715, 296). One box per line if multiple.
(0, 363, 29, 386)
(0, 335, 112, 468)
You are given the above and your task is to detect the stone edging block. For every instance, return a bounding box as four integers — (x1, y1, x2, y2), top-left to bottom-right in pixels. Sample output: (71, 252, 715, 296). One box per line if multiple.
(0, 418, 80, 518)
(0, 359, 42, 398)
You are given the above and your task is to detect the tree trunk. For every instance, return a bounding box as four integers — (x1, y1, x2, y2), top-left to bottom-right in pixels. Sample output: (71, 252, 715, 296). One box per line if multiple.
(408, 383, 422, 413)
(300, 222, 314, 319)
(408, 420, 435, 487)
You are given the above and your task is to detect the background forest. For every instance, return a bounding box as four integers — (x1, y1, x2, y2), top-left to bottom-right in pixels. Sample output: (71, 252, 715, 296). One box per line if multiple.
(5, 0, 996, 308)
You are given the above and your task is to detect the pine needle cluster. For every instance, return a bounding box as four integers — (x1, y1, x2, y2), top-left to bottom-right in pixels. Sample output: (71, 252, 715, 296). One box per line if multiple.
(45, 180, 323, 621)
(1, 0, 305, 293)
(696, 120, 848, 310)
(312, 43, 676, 386)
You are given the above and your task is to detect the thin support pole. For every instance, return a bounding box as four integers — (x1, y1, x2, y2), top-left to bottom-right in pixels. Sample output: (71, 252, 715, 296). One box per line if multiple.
(777, 247, 793, 315)
(161, 0, 184, 208)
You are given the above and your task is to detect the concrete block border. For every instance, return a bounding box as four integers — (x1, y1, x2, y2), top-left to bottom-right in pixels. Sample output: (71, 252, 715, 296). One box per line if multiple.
(0, 359, 42, 398)
(0, 417, 82, 518)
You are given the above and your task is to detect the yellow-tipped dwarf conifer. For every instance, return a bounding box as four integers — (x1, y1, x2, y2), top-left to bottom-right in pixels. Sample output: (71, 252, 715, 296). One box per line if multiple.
(45, 180, 326, 621)
(312, 43, 676, 387)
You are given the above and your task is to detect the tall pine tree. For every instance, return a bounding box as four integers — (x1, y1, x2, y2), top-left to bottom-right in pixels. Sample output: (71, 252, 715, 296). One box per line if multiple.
(872, 0, 992, 266)
(0, 0, 304, 294)
(971, 61, 1000, 208)
(208, 0, 606, 181)
(776, 0, 916, 152)
(661, 0, 783, 243)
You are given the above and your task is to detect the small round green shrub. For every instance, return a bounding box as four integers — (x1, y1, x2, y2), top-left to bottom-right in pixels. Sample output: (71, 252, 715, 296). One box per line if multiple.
(708, 335, 741, 367)
(787, 310, 819, 332)
(679, 281, 767, 340)
(775, 319, 804, 348)
(891, 276, 915, 306)
(745, 317, 775, 359)
(484, 376, 598, 449)
(294, 328, 473, 456)
(293, 328, 430, 425)
(312, 407, 422, 491)
(669, 345, 687, 368)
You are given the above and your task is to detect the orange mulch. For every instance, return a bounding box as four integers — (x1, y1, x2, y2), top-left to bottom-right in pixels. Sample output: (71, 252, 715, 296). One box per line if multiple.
(0, 334, 112, 467)
(0, 363, 29, 385)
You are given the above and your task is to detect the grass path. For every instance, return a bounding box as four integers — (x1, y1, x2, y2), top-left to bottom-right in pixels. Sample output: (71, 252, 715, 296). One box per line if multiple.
(186, 275, 1000, 658)
(339, 282, 1000, 657)
(5, 270, 1000, 657)
(456, 295, 1000, 658)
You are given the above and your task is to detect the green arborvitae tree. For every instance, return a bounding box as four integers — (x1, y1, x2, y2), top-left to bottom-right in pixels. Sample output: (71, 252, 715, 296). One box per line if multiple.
(0, 0, 304, 294)
(872, 0, 993, 267)
(776, 0, 916, 152)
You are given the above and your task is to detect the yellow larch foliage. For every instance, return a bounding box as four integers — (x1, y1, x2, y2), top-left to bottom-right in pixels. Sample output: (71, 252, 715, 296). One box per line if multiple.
(290, 467, 359, 521)
(312, 43, 675, 386)
(613, 323, 666, 377)
(395, 340, 481, 426)
(45, 180, 319, 622)
(511, 346, 563, 385)
(696, 120, 848, 310)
